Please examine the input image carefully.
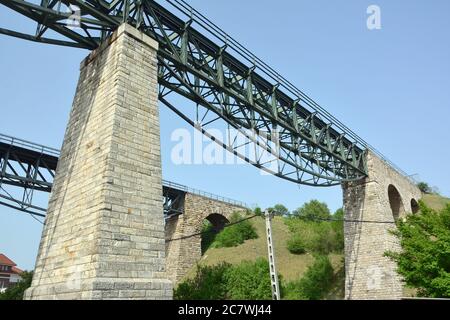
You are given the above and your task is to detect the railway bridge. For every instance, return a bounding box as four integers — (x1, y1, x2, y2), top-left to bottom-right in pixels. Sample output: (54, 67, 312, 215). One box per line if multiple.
(0, 0, 421, 299)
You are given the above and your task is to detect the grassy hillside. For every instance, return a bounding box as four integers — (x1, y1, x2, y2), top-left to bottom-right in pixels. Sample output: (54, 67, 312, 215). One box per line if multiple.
(422, 193, 450, 211)
(184, 216, 344, 299)
(181, 193, 448, 299)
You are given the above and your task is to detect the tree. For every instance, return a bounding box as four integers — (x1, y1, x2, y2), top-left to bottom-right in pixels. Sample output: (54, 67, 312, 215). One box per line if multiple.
(332, 208, 345, 252)
(417, 182, 432, 194)
(385, 201, 450, 298)
(269, 204, 290, 216)
(292, 200, 331, 220)
(0, 271, 33, 300)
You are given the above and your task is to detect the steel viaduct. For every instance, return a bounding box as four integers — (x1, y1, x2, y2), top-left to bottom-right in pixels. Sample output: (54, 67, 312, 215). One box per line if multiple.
(0, 0, 421, 300)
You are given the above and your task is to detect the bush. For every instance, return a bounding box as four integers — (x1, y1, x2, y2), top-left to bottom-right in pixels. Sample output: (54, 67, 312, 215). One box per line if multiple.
(174, 263, 230, 300)
(284, 218, 343, 254)
(224, 258, 273, 300)
(0, 271, 33, 300)
(175, 259, 277, 300)
(212, 212, 258, 248)
(287, 234, 307, 254)
(284, 255, 334, 300)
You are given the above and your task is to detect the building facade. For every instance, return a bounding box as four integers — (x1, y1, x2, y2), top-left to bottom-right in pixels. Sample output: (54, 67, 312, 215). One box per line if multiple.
(0, 254, 23, 292)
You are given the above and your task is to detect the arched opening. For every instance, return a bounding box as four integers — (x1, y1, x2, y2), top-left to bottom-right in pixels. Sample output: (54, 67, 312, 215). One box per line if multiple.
(388, 185, 405, 221)
(201, 213, 230, 254)
(411, 199, 419, 214)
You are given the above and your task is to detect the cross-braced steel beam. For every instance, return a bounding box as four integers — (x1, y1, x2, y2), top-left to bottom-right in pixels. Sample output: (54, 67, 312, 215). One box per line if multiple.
(0, 0, 391, 186)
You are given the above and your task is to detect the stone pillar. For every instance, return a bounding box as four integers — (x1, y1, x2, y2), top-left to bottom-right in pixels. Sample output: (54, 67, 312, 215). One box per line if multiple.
(25, 24, 172, 300)
(342, 151, 421, 300)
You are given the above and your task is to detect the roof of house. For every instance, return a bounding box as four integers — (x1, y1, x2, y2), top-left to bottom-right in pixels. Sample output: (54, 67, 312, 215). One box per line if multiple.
(0, 254, 17, 267)
(11, 267, 23, 275)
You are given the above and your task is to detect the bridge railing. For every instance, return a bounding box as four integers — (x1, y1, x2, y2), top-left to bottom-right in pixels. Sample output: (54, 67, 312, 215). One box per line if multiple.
(0, 133, 60, 157)
(162, 180, 248, 209)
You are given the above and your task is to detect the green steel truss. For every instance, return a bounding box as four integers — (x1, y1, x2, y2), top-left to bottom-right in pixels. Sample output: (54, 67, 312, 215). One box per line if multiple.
(0, 0, 375, 186)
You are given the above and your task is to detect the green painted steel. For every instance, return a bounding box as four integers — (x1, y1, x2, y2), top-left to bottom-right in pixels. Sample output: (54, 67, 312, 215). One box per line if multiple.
(0, 0, 398, 186)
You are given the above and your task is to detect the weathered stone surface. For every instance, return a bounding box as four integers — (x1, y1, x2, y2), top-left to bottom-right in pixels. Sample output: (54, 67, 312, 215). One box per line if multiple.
(25, 24, 172, 300)
(165, 193, 246, 284)
(342, 151, 422, 300)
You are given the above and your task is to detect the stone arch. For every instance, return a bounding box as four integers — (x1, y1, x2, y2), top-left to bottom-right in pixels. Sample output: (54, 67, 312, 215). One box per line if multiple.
(410, 199, 419, 214)
(388, 184, 406, 221)
(204, 213, 230, 232)
(165, 192, 246, 284)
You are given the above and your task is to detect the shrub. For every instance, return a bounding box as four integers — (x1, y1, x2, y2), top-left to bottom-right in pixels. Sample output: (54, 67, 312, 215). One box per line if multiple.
(213, 212, 258, 248)
(224, 258, 273, 300)
(284, 255, 334, 300)
(174, 263, 231, 300)
(287, 234, 307, 254)
(175, 259, 278, 300)
(284, 218, 343, 254)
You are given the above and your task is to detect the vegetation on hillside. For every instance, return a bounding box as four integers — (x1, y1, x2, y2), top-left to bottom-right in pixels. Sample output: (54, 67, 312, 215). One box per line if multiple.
(283, 255, 335, 300)
(386, 201, 450, 298)
(285, 202, 344, 255)
(174, 259, 274, 300)
(201, 212, 258, 254)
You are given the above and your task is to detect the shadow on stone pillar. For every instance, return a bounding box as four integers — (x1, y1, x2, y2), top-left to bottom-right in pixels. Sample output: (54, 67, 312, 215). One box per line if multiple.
(342, 151, 421, 300)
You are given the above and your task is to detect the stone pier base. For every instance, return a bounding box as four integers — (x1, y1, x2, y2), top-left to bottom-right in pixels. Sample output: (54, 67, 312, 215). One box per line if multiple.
(25, 24, 172, 300)
(342, 151, 421, 300)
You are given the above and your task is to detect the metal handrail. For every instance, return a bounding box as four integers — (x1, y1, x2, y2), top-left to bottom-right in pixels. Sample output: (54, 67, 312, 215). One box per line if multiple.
(163, 180, 248, 208)
(0, 133, 60, 157)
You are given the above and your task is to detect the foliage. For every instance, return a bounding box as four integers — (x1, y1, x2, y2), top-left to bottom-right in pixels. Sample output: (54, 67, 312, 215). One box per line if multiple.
(174, 263, 230, 300)
(212, 212, 258, 248)
(254, 207, 263, 217)
(385, 201, 450, 298)
(417, 182, 432, 194)
(331, 208, 345, 252)
(292, 200, 331, 220)
(201, 221, 217, 254)
(224, 258, 273, 300)
(175, 259, 276, 300)
(283, 255, 334, 300)
(285, 217, 343, 254)
(0, 271, 33, 300)
(286, 233, 307, 254)
(268, 204, 290, 216)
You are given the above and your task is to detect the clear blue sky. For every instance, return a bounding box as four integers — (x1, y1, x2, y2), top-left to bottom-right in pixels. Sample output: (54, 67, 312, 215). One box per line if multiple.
(1, 0, 449, 270)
